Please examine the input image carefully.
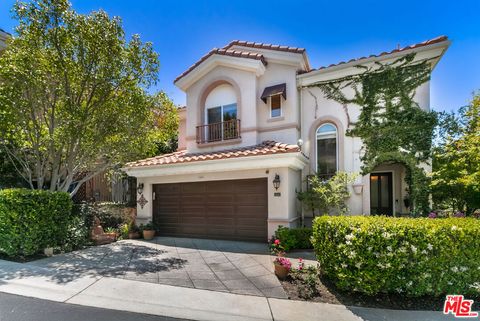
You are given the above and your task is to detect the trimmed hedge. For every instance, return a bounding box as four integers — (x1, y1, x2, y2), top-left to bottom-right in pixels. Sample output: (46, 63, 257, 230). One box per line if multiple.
(312, 216, 480, 297)
(0, 189, 73, 257)
(275, 226, 313, 251)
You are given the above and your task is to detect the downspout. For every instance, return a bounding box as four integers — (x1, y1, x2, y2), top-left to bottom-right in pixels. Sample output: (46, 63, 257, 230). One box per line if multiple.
(297, 78, 305, 227)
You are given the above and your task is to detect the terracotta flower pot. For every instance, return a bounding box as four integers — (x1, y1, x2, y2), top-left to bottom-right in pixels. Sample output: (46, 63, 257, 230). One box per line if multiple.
(104, 232, 117, 241)
(143, 229, 156, 240)
(128, 231, 141, 239)
(274, 263, 289, 280)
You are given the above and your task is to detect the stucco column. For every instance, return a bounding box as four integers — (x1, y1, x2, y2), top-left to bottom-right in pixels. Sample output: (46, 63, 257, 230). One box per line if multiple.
(267, 167, 302, 237)
(136, 178, 153, 225)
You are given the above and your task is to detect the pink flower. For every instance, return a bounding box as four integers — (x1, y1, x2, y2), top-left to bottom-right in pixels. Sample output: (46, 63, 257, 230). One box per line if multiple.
(275, 257, 292, 270)
(428, 212, 437, 219)
(274, 239, 281, 245)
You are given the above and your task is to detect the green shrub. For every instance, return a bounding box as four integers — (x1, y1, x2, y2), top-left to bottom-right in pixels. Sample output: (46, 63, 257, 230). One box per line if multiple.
(79, 202, 133, 229)
(275, 226, 313, 251)
(0, 188, 73, 257)
(312, 216, 480, 297)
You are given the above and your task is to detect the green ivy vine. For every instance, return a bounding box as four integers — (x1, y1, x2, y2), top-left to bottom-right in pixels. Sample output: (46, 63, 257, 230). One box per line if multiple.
(305, 53, 437, 215)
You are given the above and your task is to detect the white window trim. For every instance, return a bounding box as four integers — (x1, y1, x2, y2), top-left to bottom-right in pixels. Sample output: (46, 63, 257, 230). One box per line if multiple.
(269, 95, 282, 119)
(315, 123, 339, 174)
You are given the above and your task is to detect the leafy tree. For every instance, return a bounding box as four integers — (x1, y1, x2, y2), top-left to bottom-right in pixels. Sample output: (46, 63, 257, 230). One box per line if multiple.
(0, 0, 176, 196)
(431, 93, 480, 215)
(297, 172, 356, 217)
(304, 54, 437, 214)
(150, 92, 179, 155)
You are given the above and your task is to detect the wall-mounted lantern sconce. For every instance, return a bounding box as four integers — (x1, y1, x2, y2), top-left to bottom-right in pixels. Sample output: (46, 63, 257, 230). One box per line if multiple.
(137, 183, 144, 195)
(273, 174, 281, 190)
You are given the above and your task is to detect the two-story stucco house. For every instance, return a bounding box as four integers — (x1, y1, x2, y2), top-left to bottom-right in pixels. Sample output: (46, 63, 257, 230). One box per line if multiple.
(124, 36, 450, 242)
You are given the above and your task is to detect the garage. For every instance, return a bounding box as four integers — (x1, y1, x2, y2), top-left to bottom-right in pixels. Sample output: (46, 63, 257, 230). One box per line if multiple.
(152, 178, 268, 242)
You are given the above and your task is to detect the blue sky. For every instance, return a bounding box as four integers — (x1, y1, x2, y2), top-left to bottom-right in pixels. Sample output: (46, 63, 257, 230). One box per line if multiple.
(1, 0, 479, 112)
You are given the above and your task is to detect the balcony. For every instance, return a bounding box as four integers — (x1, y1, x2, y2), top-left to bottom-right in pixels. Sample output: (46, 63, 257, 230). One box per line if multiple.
(196, 119, 241, 144)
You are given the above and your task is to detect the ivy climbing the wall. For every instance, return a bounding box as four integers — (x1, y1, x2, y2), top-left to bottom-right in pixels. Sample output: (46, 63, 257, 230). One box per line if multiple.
(304, 53, 438, 215)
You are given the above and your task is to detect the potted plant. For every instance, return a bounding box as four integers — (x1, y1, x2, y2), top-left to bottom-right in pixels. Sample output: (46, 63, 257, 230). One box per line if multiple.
(273, 257, 291, 280)
(141, 221, 156, 240)
(128, 223, 141, 239)
(104, 227, 118, 240)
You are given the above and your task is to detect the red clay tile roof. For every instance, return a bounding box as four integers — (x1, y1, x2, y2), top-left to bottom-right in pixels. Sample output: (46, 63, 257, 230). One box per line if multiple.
(174, 48, 267, 84)
(301, 36, 448, 74)
(125, 141, 301, 168)
(223, 40, 306, 54)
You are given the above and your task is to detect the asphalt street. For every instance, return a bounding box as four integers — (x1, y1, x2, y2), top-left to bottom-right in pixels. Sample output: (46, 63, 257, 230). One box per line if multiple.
(0, 292, 193, 321)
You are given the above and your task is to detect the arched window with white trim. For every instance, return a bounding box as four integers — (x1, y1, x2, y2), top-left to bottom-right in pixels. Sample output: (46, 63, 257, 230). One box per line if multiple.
(203, 84, 238, 142)
(316, 123, 338, 179)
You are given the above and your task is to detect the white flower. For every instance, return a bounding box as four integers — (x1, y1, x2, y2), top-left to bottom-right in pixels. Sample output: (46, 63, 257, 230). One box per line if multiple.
(411, 245, 417, 254)
(421, 250, 428, 255)
(382, 232, 392, 239)
(387, 246, 393, 252)
(469, 283, 480, 291)
(407, 281, 413, 287)
(345, 233, 354, 241)
(427, 243, 433, 251)
(348, 251, 356, 259)
(345, 240, 352, 245)
(460, 266, 468, 272)
(385, 263, 391, 268)
(341, 263, 348, 268)
(451, 225, 458, 231)
(367, 246, 373, 251)
(355, 262, 362, 269)
(451, 266, 459, 273)
(399, 247, 407, 253)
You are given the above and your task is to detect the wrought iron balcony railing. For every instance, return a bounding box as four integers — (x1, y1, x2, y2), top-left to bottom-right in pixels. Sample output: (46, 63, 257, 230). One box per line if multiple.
(196, 119, 241, 144)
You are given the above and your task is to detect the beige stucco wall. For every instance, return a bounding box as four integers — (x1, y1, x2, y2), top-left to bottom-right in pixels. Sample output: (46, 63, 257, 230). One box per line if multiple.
(184, 65, 258, 153)
(298, 64, 431, 216)
(177, 109, 187, 150)
(181, 58, 302, 153)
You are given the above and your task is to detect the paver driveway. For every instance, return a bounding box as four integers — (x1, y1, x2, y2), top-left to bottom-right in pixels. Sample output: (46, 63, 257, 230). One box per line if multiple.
(30, 237, 288, 298)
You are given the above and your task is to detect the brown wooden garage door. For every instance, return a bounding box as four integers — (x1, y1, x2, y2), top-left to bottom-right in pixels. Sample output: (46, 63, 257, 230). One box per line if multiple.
(152, 178, 268, 242)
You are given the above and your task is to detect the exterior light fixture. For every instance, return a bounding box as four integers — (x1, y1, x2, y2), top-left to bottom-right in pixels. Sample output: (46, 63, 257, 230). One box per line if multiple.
(273, 174, 281, 190)
(137, 183, 144, 194)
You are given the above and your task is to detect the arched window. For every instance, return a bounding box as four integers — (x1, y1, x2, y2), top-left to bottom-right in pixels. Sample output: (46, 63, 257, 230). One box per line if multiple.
(316, 123, 337, 179)
(204, 84, 238, 142)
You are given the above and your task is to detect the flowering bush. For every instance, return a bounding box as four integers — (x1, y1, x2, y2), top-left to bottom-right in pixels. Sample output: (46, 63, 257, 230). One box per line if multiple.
(297, 258, 304, 271)
(312, 216, 480, 297)
(269, 238, 286, 256)
(274, 257, 292, 270)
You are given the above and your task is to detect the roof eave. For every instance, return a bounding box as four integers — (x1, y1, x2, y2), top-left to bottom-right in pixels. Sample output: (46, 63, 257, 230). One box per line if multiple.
(174, 54, 267, 91)
(122, 152, 308, 178)
(298, 39, 451, 82)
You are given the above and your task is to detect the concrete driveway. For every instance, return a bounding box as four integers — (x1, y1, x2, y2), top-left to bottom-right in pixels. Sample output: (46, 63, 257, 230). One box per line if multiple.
(30, 237, 289, 298)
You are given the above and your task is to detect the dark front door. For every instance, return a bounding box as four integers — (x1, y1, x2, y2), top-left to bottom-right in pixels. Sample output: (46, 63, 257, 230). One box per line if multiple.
(152, 178, 268, 242)
(370, 172, 393, 216)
